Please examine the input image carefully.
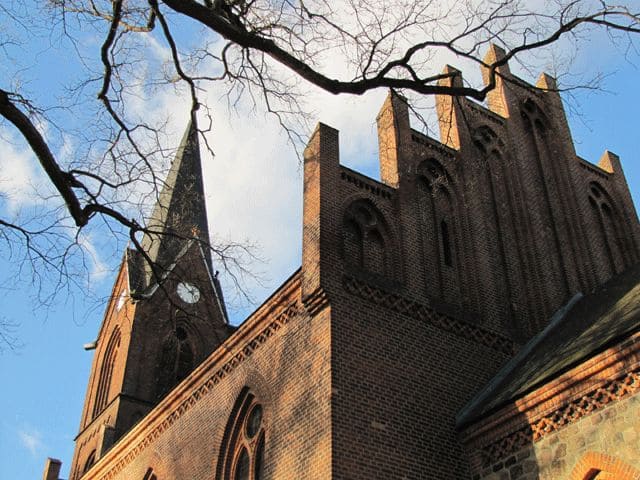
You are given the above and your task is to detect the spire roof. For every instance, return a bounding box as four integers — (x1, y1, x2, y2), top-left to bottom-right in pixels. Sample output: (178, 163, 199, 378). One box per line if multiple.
(140, 116, 212, 284)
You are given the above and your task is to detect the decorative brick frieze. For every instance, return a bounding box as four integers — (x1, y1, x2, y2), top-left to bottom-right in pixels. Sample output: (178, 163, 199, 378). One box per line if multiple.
(342, 275, 516, 355)
(476, 367, 640, 467)
(340, 168, 394, 200)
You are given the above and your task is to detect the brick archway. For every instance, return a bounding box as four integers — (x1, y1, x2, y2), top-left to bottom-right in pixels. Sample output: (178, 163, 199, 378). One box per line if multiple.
(570, 452, 640, 480)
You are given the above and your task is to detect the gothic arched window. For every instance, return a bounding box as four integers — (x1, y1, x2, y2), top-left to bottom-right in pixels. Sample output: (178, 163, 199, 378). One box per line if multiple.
(418, 159, 458, 270)
(216, 388, 266, 480)
(588, 181, 627, 275)
(82, 449, 96, 475)
(156, 324, 197, 400)
(343, 199, 394, 279)
(93, 326, 121, 418)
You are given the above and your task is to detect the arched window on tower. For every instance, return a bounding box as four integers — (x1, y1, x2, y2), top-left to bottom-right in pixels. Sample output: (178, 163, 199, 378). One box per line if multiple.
(93, 326, 121, 418)
(342, 199, 394, 280)
(156, 324, 197, 400)
(175, 326, 194, 382)
(216, 388, 266, 480)
(82, 449, 96, 475)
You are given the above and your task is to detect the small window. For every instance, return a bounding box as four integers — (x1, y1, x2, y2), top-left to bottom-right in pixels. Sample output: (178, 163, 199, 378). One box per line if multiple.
(83, 449, 96, 474)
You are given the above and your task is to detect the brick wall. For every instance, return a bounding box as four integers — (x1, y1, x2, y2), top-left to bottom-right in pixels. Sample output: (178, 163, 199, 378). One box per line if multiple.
(71, 243, 231, 479)
(67, 45, 640, 480)
(304, 50, 639, 478)
(80, 273, 334, 480)
(330, 288, 511, 479)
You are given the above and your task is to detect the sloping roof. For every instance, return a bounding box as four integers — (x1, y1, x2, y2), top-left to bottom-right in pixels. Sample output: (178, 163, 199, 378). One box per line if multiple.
(457, 264, 640, 428)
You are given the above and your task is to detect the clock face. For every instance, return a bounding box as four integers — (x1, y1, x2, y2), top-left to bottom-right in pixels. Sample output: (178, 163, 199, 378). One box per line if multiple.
(177, 282, 201, 304)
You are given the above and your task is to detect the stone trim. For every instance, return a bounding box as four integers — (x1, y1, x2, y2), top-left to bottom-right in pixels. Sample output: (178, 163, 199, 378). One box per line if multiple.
(86, 274, 303, 480)
(570, 451, 640, 480)
(342, 275, 516, 355)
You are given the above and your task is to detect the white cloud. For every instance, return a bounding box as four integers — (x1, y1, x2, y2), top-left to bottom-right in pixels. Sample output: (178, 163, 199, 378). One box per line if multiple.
(199, 96, 304, 316)
(0, 127, 111, 290)
(0, 128, 48, 215)
(18, 427, 44, 457)
(77, 232, 111, 284)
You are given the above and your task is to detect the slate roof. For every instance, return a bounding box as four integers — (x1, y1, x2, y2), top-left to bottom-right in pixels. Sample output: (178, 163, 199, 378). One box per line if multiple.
(126, 117, 228, 324)
(457, 264, 640, 428)
(140, 116, 212, 282)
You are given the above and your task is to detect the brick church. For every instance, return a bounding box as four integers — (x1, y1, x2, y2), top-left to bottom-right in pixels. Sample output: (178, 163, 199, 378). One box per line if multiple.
(43, 45, 640, 480)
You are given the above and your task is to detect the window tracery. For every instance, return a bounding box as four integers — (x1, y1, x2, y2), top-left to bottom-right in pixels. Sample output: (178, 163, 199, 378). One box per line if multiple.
(419, 158, 452, 193)
(471, 124, 505, 157)
(521, 98, 549, 133)
(216, 388, 265, 480)
(156, 323, 197, 400)
(343, 199, 393, 278)
(418, 159, 458, 270)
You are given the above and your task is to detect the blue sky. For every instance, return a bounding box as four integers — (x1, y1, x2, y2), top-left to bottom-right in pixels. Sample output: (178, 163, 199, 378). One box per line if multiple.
(1, 8, 640, 480)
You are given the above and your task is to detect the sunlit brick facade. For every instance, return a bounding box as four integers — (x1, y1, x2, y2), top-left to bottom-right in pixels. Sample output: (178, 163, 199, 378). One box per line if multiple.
(45, 45, 640, 480)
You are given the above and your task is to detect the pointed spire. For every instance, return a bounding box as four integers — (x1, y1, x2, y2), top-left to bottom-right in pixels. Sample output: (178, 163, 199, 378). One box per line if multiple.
(140, 114, 212, 284)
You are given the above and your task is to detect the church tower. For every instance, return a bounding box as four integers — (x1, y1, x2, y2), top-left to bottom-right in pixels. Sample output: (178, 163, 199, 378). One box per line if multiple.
(68, 118, 233, 480)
